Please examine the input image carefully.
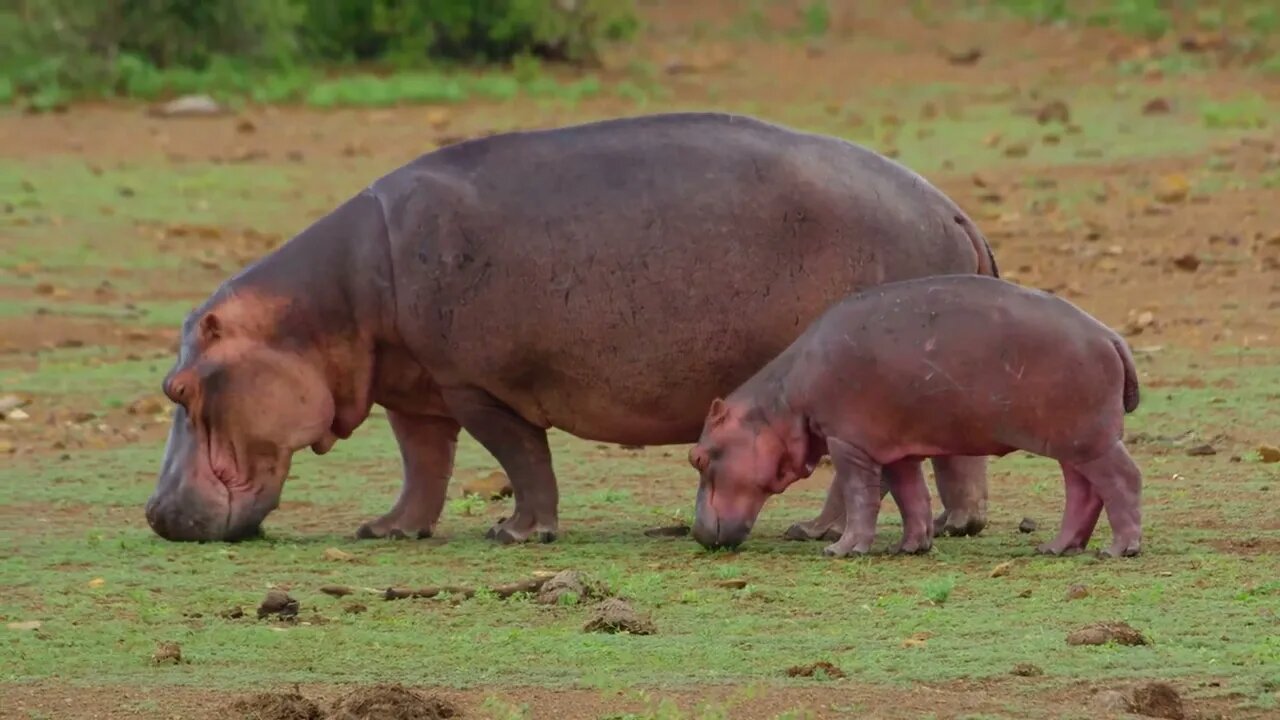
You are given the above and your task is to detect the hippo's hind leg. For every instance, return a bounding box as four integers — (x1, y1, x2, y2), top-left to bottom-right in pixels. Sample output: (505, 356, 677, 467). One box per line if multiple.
(930, 455, 989, 537)
(1074, 441, 1143, 558)
(443, 387, 559, 544)
(884, 459, 933, 555)
(356, 411, 460, 540)
(1037, 463, 1104, 556)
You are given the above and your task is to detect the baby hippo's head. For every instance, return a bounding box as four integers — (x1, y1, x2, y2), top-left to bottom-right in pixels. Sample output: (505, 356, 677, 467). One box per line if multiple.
(688, 398, 801, 550)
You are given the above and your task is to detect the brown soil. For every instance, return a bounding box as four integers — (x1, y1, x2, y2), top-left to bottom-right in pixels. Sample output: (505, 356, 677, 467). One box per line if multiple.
(230, 692, 323, 720)
(1066, 621, 1150, 647)
(327, 684, 456, 720)
(1130, 682, 1187, 720)
(582, 598, 657, 635)
(786, 661, 847, 680)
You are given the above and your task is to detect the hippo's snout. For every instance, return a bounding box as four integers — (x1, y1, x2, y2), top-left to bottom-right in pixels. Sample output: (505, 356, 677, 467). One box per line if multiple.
(692, 515, 750, 550)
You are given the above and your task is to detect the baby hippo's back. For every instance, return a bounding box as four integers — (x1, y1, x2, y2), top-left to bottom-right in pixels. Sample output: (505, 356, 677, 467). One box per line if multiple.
(791, 275, 1135, 465)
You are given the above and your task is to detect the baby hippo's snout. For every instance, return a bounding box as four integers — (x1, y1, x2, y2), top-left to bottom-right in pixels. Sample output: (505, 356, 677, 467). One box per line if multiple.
(691, 479, 753, 550)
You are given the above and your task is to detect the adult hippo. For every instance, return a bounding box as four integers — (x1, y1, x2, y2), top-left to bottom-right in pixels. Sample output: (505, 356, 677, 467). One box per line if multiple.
(144, 111, 996, 544)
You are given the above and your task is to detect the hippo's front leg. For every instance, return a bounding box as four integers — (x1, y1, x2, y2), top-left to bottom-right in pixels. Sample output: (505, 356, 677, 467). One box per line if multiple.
(930, 456, 989, 537)
(356, 411, 460, 540)
(443, 387, 559, 544)
(822, 439, 883, 557)
(784, 469, 892, 542)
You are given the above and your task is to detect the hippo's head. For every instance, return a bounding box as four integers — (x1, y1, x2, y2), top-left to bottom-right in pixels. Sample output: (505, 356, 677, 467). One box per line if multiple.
(688, 398, 811, 550)
(145, 296, 339, 542)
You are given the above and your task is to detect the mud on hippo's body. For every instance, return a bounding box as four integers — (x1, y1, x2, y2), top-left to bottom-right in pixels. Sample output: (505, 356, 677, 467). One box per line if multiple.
(688, 274, 1145, 559)
(145, 112, 1000, 544)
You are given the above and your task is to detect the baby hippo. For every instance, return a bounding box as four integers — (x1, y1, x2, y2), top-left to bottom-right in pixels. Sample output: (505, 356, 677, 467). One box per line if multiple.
(688, 274, 1143, 559)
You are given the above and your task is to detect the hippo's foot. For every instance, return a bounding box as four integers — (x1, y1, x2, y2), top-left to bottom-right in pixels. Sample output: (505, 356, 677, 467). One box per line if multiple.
(783, 521, 842, 542)
(1097, 536, 1141, 559)
(932, 508, 988, 538)
(354, 514, 434, 540)
(485, 514, 558, 545)
(1036, 539, 1088, 556)
(893, 533, 934, 555)
(821, 534, 874, 558)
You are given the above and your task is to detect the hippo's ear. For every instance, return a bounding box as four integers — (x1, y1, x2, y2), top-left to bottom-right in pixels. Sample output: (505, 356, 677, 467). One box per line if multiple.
(199, 312, 222, 343)
(708, 398, 728, 427)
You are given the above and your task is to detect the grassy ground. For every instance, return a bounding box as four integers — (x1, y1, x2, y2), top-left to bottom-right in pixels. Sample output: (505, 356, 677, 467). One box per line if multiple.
(2, 1, 1280, 718)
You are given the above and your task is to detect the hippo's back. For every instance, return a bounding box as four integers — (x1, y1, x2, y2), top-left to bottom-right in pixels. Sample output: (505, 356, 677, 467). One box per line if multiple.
(375, 112, 990, 444)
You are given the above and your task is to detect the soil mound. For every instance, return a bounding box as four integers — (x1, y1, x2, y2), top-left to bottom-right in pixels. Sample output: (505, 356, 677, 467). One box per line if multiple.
(786, 661, 846, 679)
(230, 692, 323, 720)
(329, 684, 456, 720)
(582, 598, 656, 635)
(1066, 621, 1147, 646)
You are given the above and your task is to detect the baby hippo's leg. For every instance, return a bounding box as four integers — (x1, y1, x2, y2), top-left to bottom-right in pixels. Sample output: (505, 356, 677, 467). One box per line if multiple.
(822, 438, 884, 558)
(884, 459, 933, 554)
(1037, 464, 1103, 556)
(784, 469, 891, 542)
(1076, 441, 1143, 558)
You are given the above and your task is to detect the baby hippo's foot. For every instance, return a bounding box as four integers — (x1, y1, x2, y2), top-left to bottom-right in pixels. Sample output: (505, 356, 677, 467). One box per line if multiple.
(932, 508, 988, 538)
(355, 510, 435, 540)
(822, 533, 875, 558)
(1036, 533, 1090, 556)
(894, 522, 934, 555)
(1097, 535, 1141, 559)
(485, 511, 557, 545)
(783, 519, 842, 542)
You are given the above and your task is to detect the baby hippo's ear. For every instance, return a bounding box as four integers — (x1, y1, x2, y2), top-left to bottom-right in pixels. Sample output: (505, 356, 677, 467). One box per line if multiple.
(688, 445, 710, 472)
(708, 398, 728, 427)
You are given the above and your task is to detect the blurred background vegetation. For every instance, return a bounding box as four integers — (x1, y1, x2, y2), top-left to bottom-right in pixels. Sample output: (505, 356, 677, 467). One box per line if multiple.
(0, 0, 640, 109)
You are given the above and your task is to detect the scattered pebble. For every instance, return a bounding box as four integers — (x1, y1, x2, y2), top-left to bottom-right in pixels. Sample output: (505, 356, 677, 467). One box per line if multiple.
(989, 561, 1013, 578)
(538, 570, 606, 605)
(1018, 517, 1038, 533)
(715, 578, 748, 590)
(1171, 253, 1201, 272)
(1258, 445, 1280, 463)
(944, 47, 983, 65)
(1067, 621, 1147, 646)
(149, 94, 226, 118)
(785, 660, 846, 679)
(1065, 584, 1089, 601)
(219, 607, 245, 620)
(1010, 662, 1043, 677)
(152, 641, 182, 665)
(323, 547, 355, 562)
(582, 598, 656, 635)
(1035, 100, 1070, 125)
(1142, 97, 1173, 115)
(257, 590, 299, 620)
(460, 470, 513, 500)
(1185, 443, 1217, 457)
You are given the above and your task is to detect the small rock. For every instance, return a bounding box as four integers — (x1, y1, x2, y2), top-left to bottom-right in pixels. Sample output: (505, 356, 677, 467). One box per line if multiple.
(1067, 621, 1147, 646)
(1130, 681, 1185, 719)
(990, 561, 1013, 578)
(149, 94, 226, 118)
(235, 117, 256, 133)
(152, 641, 182, 664)
(127, 396, 165, 416)
(1155, 175, 1189, 204)
(6, 620, 41, 631)
(460, 470, 513, 500)
(1093, 689, 1134, 714)
(0, 394, 26, 415)
(582, 598, 656, 635)
(1171, 253, 1201, 272)
(1017, 589, 1033, 598)
(33, 282, 55, 296)
(1258, 445, 1280, 463)
(257, 589, 299, 620)
(715, 579, 748, 589)
(1018, 517, 1038, 533)
(87, 577, 105, 588)
(1010, 662, 1043, 677)
(1036, 100, 1070, 125)
(1186, 444, 1217, 457)
(1142, 98, 1173, 115)
(320, 585, 354, 597)
(785, 660, 846, 679)
(426, 108, 452, 129)
(323, 547, 355, 562)
(5, 408, 30, 422)
(901, 632, 931, 649)
(218, 607, 244, 620)
(1004, 142, 1030, 158)
(1065, 584, 1089, 600)
(944, 47, 983, 65)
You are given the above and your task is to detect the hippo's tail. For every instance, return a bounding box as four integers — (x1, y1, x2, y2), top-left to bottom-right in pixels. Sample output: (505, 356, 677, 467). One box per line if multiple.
(953, 212, 999, 278)
(1113, 337, 1140, 413)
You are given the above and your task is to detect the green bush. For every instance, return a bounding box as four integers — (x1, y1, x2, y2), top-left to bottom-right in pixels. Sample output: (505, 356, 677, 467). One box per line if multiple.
(0, 0, 639, 104)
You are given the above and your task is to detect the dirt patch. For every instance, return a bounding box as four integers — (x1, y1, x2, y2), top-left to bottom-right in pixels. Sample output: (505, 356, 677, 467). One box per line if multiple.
(786, 661, 846, 679)
(1067, 622, 1148, 646)
(1130, 682, 1186, 719)
(329, 684, 456, 720)
(151, 641, 181, 665)
(1210, 537, 1280, 556)
(1010, 663, 1044, 677)
(537, 570, 607, 605)
(582, 598, 656, 635)
(230, 692, 323, 720)
(257, 590, 299, 620)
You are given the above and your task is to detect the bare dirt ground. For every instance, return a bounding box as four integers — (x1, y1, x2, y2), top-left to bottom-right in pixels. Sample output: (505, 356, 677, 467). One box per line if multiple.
(2, 2, 1279, 719)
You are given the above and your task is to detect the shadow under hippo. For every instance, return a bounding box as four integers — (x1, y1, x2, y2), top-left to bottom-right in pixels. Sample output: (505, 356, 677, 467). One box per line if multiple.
(144, 111, 998, 544)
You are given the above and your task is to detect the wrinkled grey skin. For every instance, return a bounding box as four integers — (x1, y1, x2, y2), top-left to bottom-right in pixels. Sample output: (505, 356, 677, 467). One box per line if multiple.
(145, 112, 997, 544)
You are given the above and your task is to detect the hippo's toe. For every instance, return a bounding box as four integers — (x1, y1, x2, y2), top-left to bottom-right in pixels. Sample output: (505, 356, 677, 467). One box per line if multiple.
(355, 520, 432, 540)
(932, 509, 988, 538)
